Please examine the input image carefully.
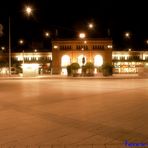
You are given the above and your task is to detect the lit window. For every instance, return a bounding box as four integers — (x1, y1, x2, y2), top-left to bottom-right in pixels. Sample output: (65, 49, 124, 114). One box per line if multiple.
(78, 55, 86, 66)
(61, 55, 70, 67)
(94, 55, 103, 67)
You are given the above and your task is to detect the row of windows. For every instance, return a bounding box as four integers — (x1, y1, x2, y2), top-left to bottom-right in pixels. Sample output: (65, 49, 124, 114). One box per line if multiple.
(17, 57, 52, 61)
(76, 45, 88, 50)
(60, 45, 72, 50)
(113, 56, 148, 60)
(92, 45, 104, 49)
(59, 45, 105, 50)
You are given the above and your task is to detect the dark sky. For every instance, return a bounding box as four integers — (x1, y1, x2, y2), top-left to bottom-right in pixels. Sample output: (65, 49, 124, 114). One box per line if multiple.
(0, 0, 148, 51)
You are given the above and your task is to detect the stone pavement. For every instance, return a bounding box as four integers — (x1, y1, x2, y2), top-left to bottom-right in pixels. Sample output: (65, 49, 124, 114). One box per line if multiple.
(0, 73, 147, 80)
(0, 79, 148, 148)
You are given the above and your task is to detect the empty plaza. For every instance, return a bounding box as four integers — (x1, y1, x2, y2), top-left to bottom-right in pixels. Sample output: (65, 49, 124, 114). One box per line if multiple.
(0, 78, 148, 148)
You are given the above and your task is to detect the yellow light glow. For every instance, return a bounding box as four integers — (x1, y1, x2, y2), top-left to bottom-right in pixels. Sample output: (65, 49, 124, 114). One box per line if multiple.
(79, 33, 86, 39)
(54, 45, 58, 49)
(107, 45, 112, 48)
(1, 46, 5, 50)
(45, 32, 50, 37)
(17, 56, 23, 61)
(25, 6, 32, 15)
(125, 32, 130, 38)
(94, 55, 103, 67)
(88, 23, 93, 29)
(19, 39, 24, 44)
(128, 48, 131, 51)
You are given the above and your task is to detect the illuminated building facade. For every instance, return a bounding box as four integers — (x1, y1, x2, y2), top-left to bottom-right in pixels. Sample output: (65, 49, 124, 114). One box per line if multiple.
(12, 52, 52, 75)
(112, 51, 148, 73)
(52, 39, 112, 75)
(1, 38, 148, 76)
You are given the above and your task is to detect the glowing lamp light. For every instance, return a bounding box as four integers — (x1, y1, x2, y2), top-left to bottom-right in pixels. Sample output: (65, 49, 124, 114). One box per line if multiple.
(54, 45, 58, 49)
(45, 32, 50, 37)
(88, 23, 93, 29)
(25, 6, 33, 15)
(107, 45, 112, 48)
(19, 39, 24, 44)
(79, 33, 86, 39)
(125, 32, 130, 38)
(1, 46, 5, 50)
(84, 40, 87, 44)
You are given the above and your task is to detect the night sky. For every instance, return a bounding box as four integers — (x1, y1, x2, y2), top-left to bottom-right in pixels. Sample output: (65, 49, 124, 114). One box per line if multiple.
(0, 0, 148, 51)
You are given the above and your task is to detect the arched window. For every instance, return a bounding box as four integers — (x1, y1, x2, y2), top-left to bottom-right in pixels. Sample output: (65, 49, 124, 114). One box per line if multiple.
(77, 55, 86, 66)
(94, 55, 103, 67)
(61, 55, 70, 67)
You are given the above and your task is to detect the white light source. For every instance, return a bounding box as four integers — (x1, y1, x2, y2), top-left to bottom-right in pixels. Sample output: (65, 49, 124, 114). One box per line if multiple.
(45, 32, 50, 37)
(84, 40, 87, 44)
(125, 32, 130, 38)
(128, 48, 131, 51)
(94, 55, 103, 67)
(107, 45, 112, 48)
(79, 33, 86, 39)
(54, 45, 58, 49)
(1, 46, 5, 50)
(88, 23, 93, 29)
(61, 55, 70, 67)
(19, 39, 24, 44)
(22, 63, 39, 77)
(22, 63, 39, 69)
(25, 6, 33, 16)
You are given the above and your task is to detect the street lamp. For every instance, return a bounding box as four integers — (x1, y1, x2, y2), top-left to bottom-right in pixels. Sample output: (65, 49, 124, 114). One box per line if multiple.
(124, 32, 131, 50)
(146, 40, 148, 45)
(19, 39, 24, 65)
(88, 23, 94, 29)
(8, 17, 11, 76)
(79, 33, 86, 39)
(125, 32, 130, 39)
(45, 32, 50, 38)
(25, 6, 33, 16)
(8, 5, 33, 76)
(1, 46, 5, 51)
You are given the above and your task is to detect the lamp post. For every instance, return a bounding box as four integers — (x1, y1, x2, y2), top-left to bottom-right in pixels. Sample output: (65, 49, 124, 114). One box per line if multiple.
(19, 39, 24, 65)
(125, 32, 130, 39)
(88, 23, 94, 29)
(9, 17, 11, 76)
(8, 6, 33, 76)
(124, 32, 131, 50)
(45, 32, 50, 38)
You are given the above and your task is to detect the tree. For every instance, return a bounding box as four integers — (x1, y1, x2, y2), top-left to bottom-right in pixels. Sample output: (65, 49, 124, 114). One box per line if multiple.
(67, 63, 80, 76)
(101, 63, 113, 76)
(84, 62, 94, 76)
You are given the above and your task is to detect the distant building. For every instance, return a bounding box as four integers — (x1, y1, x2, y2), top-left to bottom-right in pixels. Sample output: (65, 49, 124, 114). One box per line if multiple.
(112, 51, 148, 73)
(52, 38, 112, 75)
(1, 38, 148, 76)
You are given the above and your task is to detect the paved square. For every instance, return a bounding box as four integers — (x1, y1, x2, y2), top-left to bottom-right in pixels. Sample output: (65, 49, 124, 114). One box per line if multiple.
(0, 79, 148, 148)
